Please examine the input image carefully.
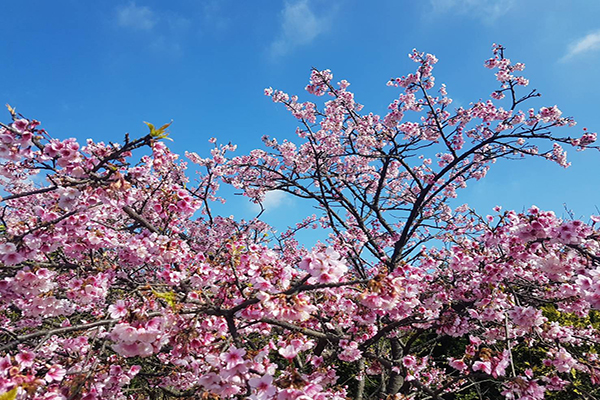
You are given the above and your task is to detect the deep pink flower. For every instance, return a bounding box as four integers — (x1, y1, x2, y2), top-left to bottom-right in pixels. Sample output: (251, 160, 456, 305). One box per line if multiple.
(15, 350, 35, 368)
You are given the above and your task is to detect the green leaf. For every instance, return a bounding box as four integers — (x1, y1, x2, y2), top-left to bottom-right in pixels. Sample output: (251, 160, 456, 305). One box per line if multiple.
(152, 290, 178, 308)
(158, 121, 173, 132)
(5, 104, 16, 118)
(0, 387, 18, 400)
(144, 120, 173, 140)
(143, 121, 155, 132)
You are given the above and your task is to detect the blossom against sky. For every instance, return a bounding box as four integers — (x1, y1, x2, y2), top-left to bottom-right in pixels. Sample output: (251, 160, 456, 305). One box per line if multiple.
(2, 0, 599, 235)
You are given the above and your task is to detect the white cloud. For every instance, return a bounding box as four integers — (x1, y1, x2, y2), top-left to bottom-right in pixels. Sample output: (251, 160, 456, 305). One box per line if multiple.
(250, 190, 290, 213)
(165, 12, 193, 33)
(429, 0, 514, 22)
(114, 3, 191, 56)
(148, 35, 183, 56)
(201, 0, 230, 33)
(562, 30, 600, 61)
(270, 0, 328, 57)
(116, 2, 157, 31)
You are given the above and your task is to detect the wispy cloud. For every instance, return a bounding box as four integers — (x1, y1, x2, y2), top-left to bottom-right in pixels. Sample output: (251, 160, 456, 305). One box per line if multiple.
(114, 2, 191, 56)
(250, 190, 291, 214)
(201, 0, 231, 34)
(270, 0, 329, 57)
(429, 0, 514, 22)
(148, 36, 183, 56)
(562, 30, 600, 61)
(116, 2, 157, 31)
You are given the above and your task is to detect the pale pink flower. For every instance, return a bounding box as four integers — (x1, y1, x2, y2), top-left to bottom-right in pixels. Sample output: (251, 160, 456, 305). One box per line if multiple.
(0, 242, 24, 266)
(472, 361, 492, 374)
(0, 355, 12, 371)
(45, 364, 66, 382)
(249, 374, 277, 399)
(553, 348, 576, 373)
(278, 344, 299, 360)
(448, 358, 467, 371)
(220, 346, 246, 370)
(108, 300, 128, 319)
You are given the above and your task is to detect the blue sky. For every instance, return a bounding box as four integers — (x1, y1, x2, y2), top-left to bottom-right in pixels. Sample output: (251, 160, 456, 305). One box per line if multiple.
(2, 0, 600, 240)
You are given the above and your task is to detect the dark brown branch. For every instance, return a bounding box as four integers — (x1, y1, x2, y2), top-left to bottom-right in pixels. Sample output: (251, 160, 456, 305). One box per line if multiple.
(122, 205, 159, 234)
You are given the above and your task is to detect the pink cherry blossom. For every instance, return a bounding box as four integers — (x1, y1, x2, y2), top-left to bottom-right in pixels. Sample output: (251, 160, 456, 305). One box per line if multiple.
(44, 364, 66, 383)
(220, 346, 246, 370)
(108, 300, 128, 319)
(0, 44, 598, 400)
(15, 351, 35, 368)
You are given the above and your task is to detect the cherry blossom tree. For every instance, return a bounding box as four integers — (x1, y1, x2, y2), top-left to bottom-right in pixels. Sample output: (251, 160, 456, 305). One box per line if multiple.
(1, 44, 600, 400)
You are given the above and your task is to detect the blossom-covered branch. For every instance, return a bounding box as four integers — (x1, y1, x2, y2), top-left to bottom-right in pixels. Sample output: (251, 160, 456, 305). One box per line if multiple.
(1, 45, 599, 400)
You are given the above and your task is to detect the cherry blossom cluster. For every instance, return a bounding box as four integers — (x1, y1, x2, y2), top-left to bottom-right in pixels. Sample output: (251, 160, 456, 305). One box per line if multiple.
(298, 248, 348, 284)
(0, 45, 599, 400)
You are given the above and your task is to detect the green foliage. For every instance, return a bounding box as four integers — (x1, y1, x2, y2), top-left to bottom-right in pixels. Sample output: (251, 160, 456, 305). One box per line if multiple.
(542, 304, 600, 330)
(152, 290, 178, 309)
(144, 120, 173, 141)
(0, 387, 18, 400)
